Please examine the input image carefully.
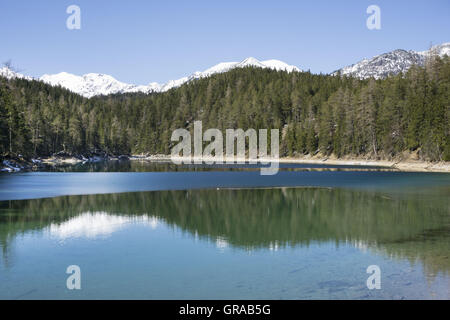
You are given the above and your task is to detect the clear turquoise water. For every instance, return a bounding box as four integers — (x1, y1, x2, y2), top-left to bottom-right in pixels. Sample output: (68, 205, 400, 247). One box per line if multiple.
(0, 162, 449, 299)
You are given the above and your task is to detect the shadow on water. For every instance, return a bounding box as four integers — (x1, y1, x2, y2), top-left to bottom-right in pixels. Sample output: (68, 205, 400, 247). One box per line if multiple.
(0, 187, 448, 278)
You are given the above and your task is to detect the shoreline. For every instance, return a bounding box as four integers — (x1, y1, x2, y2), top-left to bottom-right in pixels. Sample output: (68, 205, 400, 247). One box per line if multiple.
(1, 154, 449, 173)
(132, 154, 450, 173)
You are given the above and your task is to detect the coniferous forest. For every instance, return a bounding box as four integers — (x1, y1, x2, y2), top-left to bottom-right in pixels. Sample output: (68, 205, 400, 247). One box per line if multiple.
(0, 55, 449, 161)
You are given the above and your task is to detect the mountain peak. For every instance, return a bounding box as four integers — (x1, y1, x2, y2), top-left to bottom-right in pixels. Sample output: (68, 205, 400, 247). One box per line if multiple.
(33, 57, 301, 97)
(261, 59, 301, 72)
(4, 42, 448, 97)
(335, 42, 449, 79)
(237, 57, 265, 67)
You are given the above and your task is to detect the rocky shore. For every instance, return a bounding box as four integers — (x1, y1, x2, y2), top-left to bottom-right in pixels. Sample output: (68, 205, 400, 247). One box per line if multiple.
(0, 151, 130, 172)
(2, 152, 449, 173)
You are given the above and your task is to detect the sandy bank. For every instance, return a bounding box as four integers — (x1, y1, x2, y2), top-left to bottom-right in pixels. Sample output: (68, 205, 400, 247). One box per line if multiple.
(131, 154, 450, 173)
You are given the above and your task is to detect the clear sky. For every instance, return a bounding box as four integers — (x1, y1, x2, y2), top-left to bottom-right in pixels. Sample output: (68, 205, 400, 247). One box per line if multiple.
(1, 0, 449, 84)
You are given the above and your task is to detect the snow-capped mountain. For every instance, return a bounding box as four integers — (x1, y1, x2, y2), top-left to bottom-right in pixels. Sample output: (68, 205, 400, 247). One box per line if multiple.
(2, 42, 449, 97)
(158, 57, 301, 92)
(0, 66, 32, 81)
(335, 42, 450, 79)
(39, 72, 159, 98)
(9, 57, 299, 98)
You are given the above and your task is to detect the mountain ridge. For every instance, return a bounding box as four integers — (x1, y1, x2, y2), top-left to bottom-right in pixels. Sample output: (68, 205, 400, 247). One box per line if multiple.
(1, 57, 301, 98)
(1, 42, 449, 98)
(334, 42, 450, 79)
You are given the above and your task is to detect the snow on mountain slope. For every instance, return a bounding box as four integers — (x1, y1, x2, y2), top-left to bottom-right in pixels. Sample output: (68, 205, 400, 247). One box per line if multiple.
(336, 42, 450, 79)
(200, 62, 238, 76)
(35, 57, 301, 98)
(261, 59, 301, 72)
(198, 58, 300, 77)
(235, 57, 267, 69)
(0, 57, 303, 98)
(336, 49, 425, 79)
(0, 67, 32, 81)
(418, 42, 450, 57)
(40, 72, 155, 98)
(160, 57, 301, 91)
(3, 42, 448, 97)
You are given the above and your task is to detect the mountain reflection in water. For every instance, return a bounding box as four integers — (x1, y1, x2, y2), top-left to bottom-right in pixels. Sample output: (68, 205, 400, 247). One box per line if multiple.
(1, 187, 448, 279)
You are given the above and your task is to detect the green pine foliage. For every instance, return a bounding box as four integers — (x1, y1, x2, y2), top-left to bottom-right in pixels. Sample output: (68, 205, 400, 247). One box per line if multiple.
(0, 56, 449, 161)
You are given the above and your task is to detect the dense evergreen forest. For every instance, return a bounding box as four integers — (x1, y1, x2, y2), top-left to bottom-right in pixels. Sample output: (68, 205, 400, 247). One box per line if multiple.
(0, 55, 449, 161)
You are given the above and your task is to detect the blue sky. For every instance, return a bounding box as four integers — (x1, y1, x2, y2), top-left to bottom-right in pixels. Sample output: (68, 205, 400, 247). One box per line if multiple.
(1, 0, 449, 84)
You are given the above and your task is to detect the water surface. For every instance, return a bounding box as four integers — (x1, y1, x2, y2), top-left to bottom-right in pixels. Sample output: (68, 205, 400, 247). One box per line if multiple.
(0, 162, 448, 299)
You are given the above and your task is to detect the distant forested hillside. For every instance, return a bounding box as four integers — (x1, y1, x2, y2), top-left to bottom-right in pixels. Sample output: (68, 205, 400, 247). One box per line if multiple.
(0, 55, 449, 161)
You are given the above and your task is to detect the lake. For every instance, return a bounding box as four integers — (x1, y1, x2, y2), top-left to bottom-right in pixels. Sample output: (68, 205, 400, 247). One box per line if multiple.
(0, 161, 449, 299)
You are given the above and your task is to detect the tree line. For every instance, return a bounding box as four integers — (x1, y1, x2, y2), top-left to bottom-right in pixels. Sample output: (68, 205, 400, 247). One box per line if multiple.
(0, 55, 449, 161)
